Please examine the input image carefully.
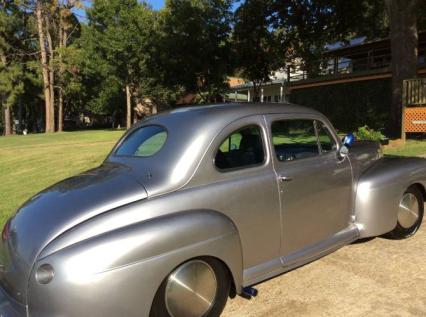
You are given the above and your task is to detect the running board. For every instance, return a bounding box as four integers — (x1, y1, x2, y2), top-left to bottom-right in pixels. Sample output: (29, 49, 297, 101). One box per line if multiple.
(282, 224, 360, 269)
(242, 225, 359, 287)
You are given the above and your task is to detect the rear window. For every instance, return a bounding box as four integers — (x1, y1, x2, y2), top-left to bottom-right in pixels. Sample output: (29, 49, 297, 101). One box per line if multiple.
(115, 125, 167, 157)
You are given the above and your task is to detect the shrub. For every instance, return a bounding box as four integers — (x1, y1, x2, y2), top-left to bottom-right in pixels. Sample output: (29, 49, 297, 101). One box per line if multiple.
(354, 125, 385, 141)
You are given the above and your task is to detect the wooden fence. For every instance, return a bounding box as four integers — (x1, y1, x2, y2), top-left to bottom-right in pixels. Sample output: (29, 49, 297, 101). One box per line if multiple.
(403, 79, 426, 136)
(403, 78, 426, 106)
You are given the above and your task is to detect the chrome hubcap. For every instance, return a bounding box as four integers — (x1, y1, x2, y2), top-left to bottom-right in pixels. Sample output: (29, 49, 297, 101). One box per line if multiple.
(165, 260, 217, 317)
(398, 192, 420, 229)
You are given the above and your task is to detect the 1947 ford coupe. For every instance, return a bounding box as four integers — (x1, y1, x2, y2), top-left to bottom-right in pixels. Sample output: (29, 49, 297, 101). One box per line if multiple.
(1, 103, 425, 317)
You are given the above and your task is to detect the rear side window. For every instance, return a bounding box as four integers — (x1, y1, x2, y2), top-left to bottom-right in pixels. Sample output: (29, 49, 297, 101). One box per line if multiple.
(215, 125, 264, 170)
(272, 120, 319, 161)
(115, 125, 167, 157)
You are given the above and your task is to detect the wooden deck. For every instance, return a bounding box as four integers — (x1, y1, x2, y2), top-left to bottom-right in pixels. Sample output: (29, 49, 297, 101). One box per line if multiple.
(288, 66, 426, 91)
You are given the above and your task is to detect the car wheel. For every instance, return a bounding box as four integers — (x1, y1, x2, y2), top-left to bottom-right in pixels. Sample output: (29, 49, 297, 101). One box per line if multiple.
(150, 257, 230, 317)
(386, 185, 424, 239)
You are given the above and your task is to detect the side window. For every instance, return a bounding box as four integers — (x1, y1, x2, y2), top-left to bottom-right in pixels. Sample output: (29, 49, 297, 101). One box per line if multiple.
(215, 125, 265, 170)
(316, 121, 337, 153)
(271, 120, 319, 162)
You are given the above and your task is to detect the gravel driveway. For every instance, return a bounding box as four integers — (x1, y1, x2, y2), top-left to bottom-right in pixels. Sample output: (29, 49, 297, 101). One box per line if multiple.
(222, 211, 426, 317)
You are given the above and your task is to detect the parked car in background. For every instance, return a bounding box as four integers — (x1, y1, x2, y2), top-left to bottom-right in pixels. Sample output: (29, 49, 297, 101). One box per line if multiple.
(1, 103, 425, 317)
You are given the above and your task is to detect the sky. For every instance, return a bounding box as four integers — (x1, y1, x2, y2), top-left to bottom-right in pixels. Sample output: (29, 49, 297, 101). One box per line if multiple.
(148, 0, 165, 10)
(74, 0, 242, 22)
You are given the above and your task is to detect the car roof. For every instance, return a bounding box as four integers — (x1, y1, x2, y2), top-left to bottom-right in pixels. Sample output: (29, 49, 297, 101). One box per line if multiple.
(168, 102, 320, 118)
(143, 102, 325, 132)
(109, 102, 328, 197)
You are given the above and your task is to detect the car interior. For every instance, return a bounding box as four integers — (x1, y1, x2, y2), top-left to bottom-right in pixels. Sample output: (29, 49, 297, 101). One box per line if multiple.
(215, 126, 264, 170)
(214, 120, 336, 168)
(272, 120, 320, 161)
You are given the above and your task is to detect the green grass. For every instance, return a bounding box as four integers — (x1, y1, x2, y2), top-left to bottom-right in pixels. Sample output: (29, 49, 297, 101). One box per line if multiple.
(1, 129, 426, 228)
(0, 130, 124, 225)
(384, 140, 426, 157)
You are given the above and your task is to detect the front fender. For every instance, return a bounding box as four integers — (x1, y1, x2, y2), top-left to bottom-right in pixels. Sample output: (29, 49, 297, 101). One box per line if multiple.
(354, 157, 426, 238)
(27, 210, 243, 317)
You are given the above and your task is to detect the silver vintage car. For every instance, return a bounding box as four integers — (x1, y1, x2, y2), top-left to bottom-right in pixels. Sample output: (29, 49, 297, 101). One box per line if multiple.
(1, 103, 425, 317)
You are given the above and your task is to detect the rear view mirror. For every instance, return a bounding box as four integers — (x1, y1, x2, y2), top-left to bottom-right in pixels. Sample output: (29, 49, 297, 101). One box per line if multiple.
(342, 133, 355, 147)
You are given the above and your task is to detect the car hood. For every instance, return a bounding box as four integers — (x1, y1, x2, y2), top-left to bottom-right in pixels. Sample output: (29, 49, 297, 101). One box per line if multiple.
(0, 162, 147, 303)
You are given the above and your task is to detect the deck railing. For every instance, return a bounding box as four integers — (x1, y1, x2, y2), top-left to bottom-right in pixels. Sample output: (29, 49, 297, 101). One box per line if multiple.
(403, 78, 426, 106)
(287, 53, 396, 83)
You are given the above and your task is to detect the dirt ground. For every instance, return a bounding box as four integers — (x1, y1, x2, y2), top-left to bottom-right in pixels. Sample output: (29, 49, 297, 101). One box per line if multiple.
(222, 213, 426, 317)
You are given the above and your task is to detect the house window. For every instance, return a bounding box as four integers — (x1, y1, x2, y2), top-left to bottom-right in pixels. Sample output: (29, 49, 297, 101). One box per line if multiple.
(274, 95, 280, 103)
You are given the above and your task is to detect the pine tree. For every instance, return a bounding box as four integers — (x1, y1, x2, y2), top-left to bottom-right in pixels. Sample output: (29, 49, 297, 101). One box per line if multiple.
(0, 1, 25, 135)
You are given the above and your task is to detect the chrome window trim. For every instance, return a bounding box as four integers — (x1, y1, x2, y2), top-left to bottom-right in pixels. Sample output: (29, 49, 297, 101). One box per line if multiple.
(314, 120, 339, 155)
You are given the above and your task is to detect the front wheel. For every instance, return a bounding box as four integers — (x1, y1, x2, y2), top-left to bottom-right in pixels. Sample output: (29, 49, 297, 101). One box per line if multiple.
(386, 185, 424, 239)
(150, 257, 230, 317)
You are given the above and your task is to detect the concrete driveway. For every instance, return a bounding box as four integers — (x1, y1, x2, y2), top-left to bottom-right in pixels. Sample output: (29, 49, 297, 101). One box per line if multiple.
(222, 212, 426, 317)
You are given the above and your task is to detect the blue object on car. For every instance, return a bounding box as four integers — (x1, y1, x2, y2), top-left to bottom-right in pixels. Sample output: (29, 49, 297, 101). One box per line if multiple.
(342, 133, 356, 147)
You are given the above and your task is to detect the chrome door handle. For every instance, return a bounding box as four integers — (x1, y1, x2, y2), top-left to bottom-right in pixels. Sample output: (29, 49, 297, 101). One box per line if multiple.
(278, 176, 293, 182)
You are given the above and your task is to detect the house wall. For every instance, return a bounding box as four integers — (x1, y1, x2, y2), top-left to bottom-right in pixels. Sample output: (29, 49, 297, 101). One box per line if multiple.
(261, 85, 282, 102)
(289, 79, 392, 132)
(242, 85, 287, 103)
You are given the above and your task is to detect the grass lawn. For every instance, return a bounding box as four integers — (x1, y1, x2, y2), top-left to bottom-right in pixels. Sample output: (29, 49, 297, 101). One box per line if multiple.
(384, 140, 426, 157)
(0, 130, 124, 225)
(0, 130, 426, 227)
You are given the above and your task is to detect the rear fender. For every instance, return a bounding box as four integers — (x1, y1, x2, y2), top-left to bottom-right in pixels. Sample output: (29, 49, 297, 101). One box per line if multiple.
(354, 157, 426, 238)
(28, 210, 243, 317)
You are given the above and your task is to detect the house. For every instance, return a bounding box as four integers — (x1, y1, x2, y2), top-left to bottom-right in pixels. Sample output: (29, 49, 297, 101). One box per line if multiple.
(228, 32, 426, 103)
(227, 33, 426, 134)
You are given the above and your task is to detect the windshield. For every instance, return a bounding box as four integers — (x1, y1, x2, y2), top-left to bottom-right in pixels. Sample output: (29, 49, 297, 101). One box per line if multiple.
(115, 125, 167, 157)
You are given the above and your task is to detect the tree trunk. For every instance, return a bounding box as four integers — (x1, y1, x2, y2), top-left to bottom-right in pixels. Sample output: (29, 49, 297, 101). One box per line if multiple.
(126, 84, 131, 129)
(152, 104, 158, 114)
(45, 16, 55, 131)
(252, 81, 260, 102)
(0, 53, 11, 136)
(385, 0, 420, 138)
(58, 18, 65, 132)
(133, 109, 138, 124)
(3, 104, 12, 136)
(58, 88, 63, 132)
(36, 1, 53, 133)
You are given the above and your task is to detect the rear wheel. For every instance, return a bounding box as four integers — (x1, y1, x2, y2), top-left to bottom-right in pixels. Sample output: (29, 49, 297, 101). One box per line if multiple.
(386, 186, 424, 239)
(150, 257, 230, 317)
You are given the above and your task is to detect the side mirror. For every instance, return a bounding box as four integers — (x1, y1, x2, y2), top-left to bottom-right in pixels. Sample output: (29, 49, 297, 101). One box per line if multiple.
(339, 145, 349, 159)
(342, 133, 355, 147)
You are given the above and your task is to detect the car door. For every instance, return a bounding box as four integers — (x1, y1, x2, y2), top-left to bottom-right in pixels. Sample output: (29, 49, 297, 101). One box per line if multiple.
(191, 115, 282, 285)
(265, 114, 353, 259)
